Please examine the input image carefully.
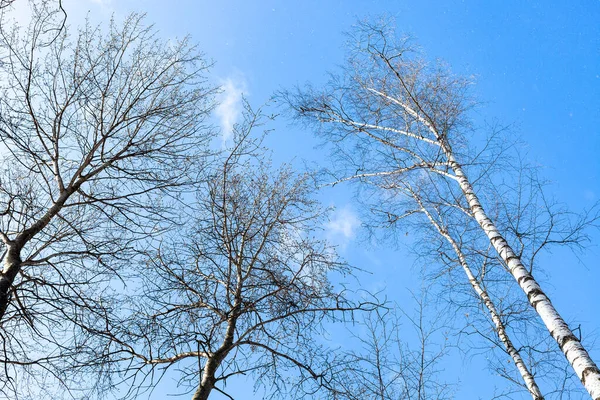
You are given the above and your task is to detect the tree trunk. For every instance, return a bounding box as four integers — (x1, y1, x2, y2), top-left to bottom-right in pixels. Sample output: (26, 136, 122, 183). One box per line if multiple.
(417, 197, 544, 399)
(444, 146, 600, 399)
(374, 83, 600, 398)
(191, 356, 219, 400)
(191, 301, 239, 400)
(0, 244, 22, 320)
(0, 188, 75, 323)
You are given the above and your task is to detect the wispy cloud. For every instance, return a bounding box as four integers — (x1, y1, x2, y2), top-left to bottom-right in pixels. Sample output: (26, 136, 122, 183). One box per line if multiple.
(215, 76, 248, 142)
(325, 205, 360, 250)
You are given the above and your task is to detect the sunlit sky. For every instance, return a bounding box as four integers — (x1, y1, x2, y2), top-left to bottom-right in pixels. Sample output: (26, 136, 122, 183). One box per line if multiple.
(8, 0, 600, 399)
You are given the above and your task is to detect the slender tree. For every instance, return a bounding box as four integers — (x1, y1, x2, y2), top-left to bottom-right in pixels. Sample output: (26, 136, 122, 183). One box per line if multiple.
(283, 19, 600, 399)
(0, 2, 215, 397)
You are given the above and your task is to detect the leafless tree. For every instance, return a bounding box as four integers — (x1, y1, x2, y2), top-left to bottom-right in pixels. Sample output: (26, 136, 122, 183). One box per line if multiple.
(328, 292, 454, 400)
(401, 173, 589, 399)
(282, 18, 600, 399)
(0, 2, 215, 397)
(110, 107, 377, 400)
(409, 183, 543, 398)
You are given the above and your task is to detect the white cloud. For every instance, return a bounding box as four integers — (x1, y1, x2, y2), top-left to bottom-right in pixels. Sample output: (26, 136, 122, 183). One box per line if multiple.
(215, 76, 248, 142)
(325, 205, 360, 249)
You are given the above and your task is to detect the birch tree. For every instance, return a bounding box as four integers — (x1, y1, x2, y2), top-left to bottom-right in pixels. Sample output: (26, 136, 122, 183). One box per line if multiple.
(407, 179, 578, 398)
(363, 134, 593, 398)
(0, 2, 215, 397)
(113, 108, 376, 400)
(283, 19, 600, 399)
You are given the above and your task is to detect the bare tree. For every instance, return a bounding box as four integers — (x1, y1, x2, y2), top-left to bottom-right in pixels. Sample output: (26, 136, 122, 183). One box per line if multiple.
(0, 2, 215, 397)
(282, 19, 600, 399)
(354, 145, 593, 399)
(404, 184, 543, 398)
(329, 293, 454, 400)
(111, 107, 376, 400)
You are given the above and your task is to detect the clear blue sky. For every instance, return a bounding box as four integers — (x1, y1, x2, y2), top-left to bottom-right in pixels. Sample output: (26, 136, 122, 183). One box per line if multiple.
(15, 0, 600, 398)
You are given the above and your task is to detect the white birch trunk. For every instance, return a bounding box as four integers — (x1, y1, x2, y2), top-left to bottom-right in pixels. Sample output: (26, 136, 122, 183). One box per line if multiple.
(301, 80, 600, 398)
(443, 146, 600, 399)
(362, 87, 600, 398)
(393, 94, 600, 397)
(190, 330, 233, 400)
(417, 197, 544, 399)
(192, 357, 219, 400)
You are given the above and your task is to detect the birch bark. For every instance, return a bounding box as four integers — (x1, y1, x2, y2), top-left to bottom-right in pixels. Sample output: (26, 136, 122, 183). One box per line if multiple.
(191, 350, 230, 400)
(388, 84, 600, 398)
(285, 22, 600, 396)
(413, 192, 544, 399)
(288, 73, 600, 398)
(447, 153, 600, 398)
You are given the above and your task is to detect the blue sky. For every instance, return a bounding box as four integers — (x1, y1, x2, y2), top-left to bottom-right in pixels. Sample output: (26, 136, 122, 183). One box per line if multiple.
(10, 0, 600, 398)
